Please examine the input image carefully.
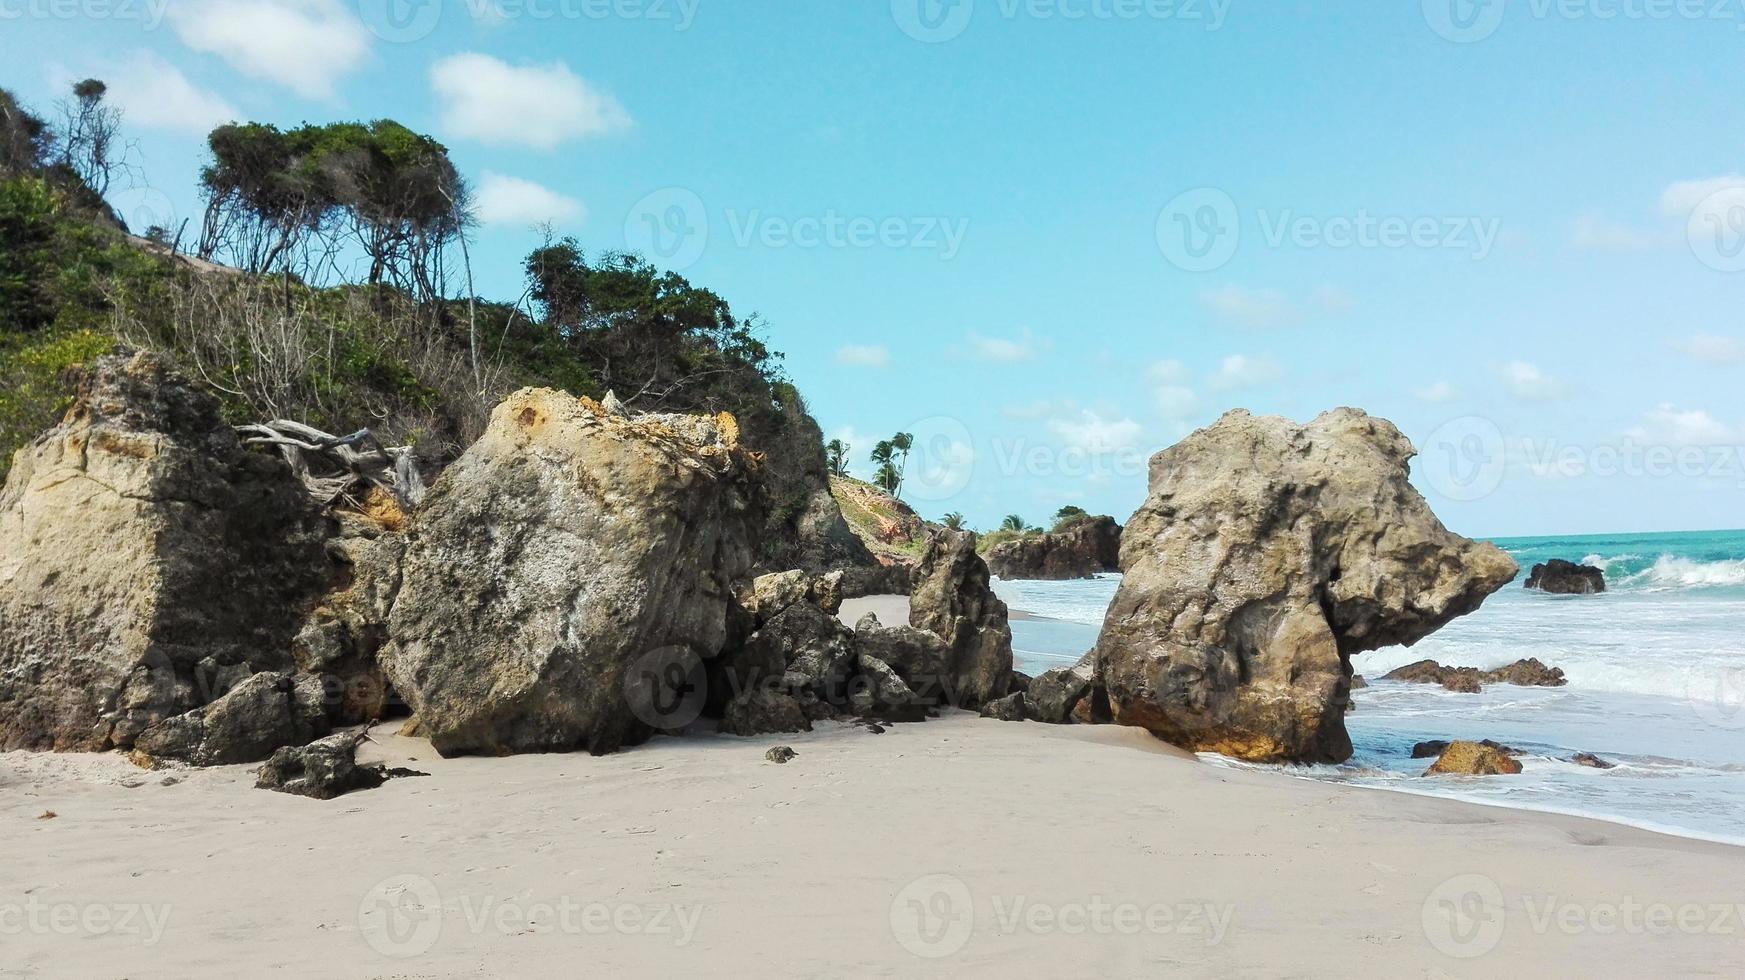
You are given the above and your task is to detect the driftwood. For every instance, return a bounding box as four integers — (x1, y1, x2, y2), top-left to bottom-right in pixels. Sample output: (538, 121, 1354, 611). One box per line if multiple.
(237, 420, 425, 509)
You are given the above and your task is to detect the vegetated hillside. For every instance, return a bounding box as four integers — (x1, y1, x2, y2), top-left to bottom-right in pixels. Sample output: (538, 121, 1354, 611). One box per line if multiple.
(0, 81, 869, 573)
(829, 474, 939, 561)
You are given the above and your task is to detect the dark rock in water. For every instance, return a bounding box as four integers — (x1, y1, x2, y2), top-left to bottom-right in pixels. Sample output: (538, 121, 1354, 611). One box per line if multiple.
(1411, 738, 1519, 759)
(1384, 658, 1566, 693)
(719, 689, 811, 737)
(1525, 559, 1606, 595)
(984, 516, 1122, 581)
(1027, 659, 1096, 725)
(1349, 675, 1368, 690)
(1092, 409, 1517, 764)
(910, 529, 1014, 710)
(0, 351, 334, 752)
(979, 692, 1030, 722)
(1569, 752, 1616, 769)
(1423, 740, 1524, 776)
(133, 671, 329, 767)
(255, 732, 420, 800)
(765, 745, 797, 764)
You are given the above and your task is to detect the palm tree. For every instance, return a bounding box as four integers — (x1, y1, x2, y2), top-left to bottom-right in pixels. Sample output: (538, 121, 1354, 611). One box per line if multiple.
(874, 461, 902, 493)
(890, 432, 914, 495)
(824, 438, 850, 476)
(941, 512, 967, 530)
(1000, 514, 1026, 533)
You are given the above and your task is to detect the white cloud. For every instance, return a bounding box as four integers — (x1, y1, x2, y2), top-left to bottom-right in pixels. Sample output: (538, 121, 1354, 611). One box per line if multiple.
(967, 329, 1037, 363)
(1143, 360, 1197, 421)
(1661, 175, 1745, 217)
(1046, 409, 1143, 453)
(168, 0, 370, 101)
(1625, 405, 1742, 447)
(431, 53, 631, 149)
(473, 171, 583, 227)
(1201, 285, 1296, 328)
(1209, 354, 1284, 391)
(834, 345, 890, 368)
(1673, 333, 1745, 366)
(99, 52, 238, 135)
(1498, 360, 1567, 402)
(1414, 381, 1458, 403)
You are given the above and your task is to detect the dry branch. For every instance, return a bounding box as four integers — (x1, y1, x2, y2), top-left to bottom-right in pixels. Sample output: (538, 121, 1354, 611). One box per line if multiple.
(238, 420, 425, 510)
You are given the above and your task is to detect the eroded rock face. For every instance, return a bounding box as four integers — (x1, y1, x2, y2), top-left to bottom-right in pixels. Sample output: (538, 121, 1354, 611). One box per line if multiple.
(132, 671, 329, 767)
(984, 517, 1122, 581)
(1093, 409, 1518, 764)
(909, 529, 1014, 709)
(0, 352, 333, 752)
(1424, 740, 1523, 776)
(377, 390, 760, 756)
(1525, 559, 1605, 595)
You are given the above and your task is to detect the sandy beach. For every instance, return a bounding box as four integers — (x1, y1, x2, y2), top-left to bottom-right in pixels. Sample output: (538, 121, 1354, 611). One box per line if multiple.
(6, 689, 1744, 977)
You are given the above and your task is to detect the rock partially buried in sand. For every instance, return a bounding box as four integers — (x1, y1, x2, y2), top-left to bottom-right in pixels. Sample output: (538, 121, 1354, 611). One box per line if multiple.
(132, 671, 329, 767)
(765, 745, 797, 764)
(255, 731, 427, 800)
(378, 389, 760, 757)
(1092, 409, 1518, 764)
(979, 692, 1030, 722)
(1525, 559, 1606, 595)
(1423, 740, 1524, 776)
(1026, 659, 1096, 725)
(0, 351, 334, 752)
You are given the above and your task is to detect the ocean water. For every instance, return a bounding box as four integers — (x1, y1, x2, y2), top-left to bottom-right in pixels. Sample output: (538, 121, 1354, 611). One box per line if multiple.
(994, 529, 1745, 844)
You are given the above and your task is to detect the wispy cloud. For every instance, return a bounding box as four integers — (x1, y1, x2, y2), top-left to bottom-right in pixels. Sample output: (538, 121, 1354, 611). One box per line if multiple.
(834, 345, 890, 368)
(1209, 354, 1284, 391)
(473, 172, 583, 227)
(99, 52, 238, 135)
(1673, 333, 1745, 366)
(432, 53, 631, 149)
(168, 0, 370, 101)
(1414, 380, 1458, 404)
(1498, 360, 1567, 402)
(967, 329, 1038, 363)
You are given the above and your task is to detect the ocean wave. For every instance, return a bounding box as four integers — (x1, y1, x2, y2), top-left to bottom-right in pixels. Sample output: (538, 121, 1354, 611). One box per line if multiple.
(1616, 555, 1745, 591)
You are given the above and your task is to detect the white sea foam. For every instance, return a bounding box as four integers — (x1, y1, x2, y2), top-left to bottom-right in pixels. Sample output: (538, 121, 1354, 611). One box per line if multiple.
(1617, 555, 1745, 591)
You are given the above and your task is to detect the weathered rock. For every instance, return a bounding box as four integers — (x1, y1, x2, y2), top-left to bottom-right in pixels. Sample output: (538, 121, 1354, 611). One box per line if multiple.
(1350, 675, 1368, 690)
(292, 529, 405, 726)
(1383, 658, 1566, 693)
(1424, 740, 1524, 776)
(0, 352, 334, 752)
(853, 612, 954, 708)
(910, 529, 1014, 709)
(132, 671, 328, 767)
(1570, 752, 1616, 769)
(718, 689, 811, 737)
(1093, 409, 1518, 764)
(979, 692, 1030, 722)
(1027, 659, 1096, 724)
(255, 732, 386, 799)
(1411, 738, 1519, 759)
(985, 516, 1123, 581)
(837, 561, 915, 599)
(1525, 559, 1606, 595)
(377, 390, 760, 756)
(765, 745, 797, 764)
(850, 654, 923, 716)
(743, 570, 813, 626)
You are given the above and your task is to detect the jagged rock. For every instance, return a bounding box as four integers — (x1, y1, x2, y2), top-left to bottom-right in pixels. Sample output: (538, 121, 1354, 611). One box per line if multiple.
(852, 612, 953, 708)
(851, 653, 923, 716)
(812, 570, 845, 616)
(1093, 409, 1518, 764)
(765, 745, 797, 764)
(985, 516, 1123, 581)
(1008, 670, 1032, 694)
(838, 561, 915, 599)
(292, 530, 405, 726)
(910, 529, 1014, 709)
(1525, 559, 1606, 595)
(0, 351, 334, 752)
(743, 570, 813, 626)
(255, 732, 386, 799)
(979, 692, 1030, 722)
(1383, 658, 1566, 693)
(1411, 738, 1519, 759)
(377, 390, 760, 756)
(1570, 752, 1616, 769)
(1424, 740, 1524, 776)
(1027, 660, 1095, 724)
(132, 671, 328, 767)
(719, 689, 811, 737)
(1350, 675, 1368, 690)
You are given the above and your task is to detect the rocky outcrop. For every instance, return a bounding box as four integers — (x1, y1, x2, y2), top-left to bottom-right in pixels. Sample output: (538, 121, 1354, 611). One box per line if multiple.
(739, 404, 874, 576)
(1423, 740, 1524, 776)
(254, 731, 424, 799)
(1026, 659, 1096, 724)
(984, 517, 1122, 581)
(909, 529, 1014, 709)
(131, 671, 328, 767)
(1525, 559, 1606, 595)
(377, 390, 761, 756)
(1411, 738, 1518, 759)
(0, 352, 334, 752)
(979, 692, 1030, 721)
(1383, 658, 1566, 693)
(1092, 409, 1518, 764)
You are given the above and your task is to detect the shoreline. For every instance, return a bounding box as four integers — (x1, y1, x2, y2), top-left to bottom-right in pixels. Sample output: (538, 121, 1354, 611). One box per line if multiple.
(7, 714, 1744, 976)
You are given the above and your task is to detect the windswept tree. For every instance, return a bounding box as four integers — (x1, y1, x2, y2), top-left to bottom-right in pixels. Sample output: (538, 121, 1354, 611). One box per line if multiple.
(0, 88, 53, 179)
(825, 438, 851, 476)
(870, 439, 900, 493)
(57, 79, 121, 199)
(1052, 505, 1090, 530)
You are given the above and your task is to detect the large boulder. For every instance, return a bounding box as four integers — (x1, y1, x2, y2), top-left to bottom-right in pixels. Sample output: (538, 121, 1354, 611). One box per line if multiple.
(909, 529, 1014, 709)
(1525, 559, 1605, 595)
(132, 671, 329, 767)
(377, 390, 760, 756)
(985, 516, 1122, 581)
(1092, 409, 1518, 763)
(1424, 740, 1524, 776)
(1027, 659, 1096, 724)
(0, 352, 334, 752)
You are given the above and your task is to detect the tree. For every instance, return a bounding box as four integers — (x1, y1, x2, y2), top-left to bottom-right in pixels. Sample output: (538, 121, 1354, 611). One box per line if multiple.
(1052, 505, 1090, 531)
(1000, 514, 1027, 533)
(824, 438, 850, 476)
(891, 431, 913, 494)
(58, 79, 121, 199)
(0, 88, 53, 179)
(941, 512, 967, 530)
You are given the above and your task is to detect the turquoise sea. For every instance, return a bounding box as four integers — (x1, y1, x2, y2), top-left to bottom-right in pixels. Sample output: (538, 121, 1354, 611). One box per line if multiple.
(995, 529, 1745, 843)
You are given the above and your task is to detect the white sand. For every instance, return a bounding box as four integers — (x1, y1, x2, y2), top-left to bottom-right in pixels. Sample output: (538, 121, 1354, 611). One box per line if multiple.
(5, 708, 1744, 978)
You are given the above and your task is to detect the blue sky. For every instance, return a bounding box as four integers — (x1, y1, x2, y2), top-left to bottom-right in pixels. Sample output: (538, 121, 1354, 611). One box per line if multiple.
(4, 0, 1744, 537)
